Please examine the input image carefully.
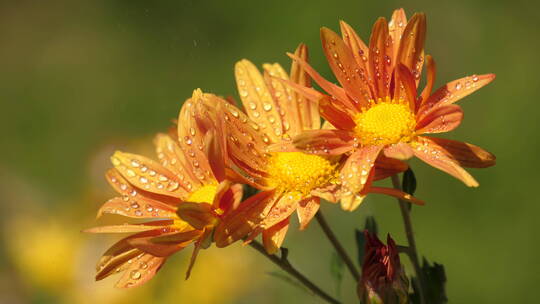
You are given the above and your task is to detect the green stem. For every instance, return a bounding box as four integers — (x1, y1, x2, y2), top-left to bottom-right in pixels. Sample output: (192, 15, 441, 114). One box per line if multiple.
(249, 240, 341, 304)
(391, 174, 426, 304)
(315, 210, 360, 280)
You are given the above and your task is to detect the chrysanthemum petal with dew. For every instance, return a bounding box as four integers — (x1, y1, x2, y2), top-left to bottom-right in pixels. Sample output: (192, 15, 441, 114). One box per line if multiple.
(287, 8, 495, 191)
(85, 89, 242, 287)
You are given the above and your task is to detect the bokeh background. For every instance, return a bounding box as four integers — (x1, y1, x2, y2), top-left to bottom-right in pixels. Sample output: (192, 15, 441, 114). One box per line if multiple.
(1, 0, 538, 303)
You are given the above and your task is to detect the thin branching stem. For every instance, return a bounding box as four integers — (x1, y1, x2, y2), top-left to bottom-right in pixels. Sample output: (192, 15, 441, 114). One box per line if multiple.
(248, 240, 341, 304)
(391, 174, 426, 304)
(315, 210, 360, 280)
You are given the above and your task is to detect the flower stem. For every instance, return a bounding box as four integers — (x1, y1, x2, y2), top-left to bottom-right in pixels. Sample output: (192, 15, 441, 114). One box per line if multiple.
(315, 210, 360, 280)
(391, 174, 426, 304)
(249, 240, 341, 304)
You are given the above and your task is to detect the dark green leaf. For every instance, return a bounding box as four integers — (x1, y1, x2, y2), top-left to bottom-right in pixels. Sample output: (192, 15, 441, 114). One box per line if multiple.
(402, 168, 417, 195)
(355, 228, 366, 266)
(364, 216, 378, 235)
(410, 258, 448, 304)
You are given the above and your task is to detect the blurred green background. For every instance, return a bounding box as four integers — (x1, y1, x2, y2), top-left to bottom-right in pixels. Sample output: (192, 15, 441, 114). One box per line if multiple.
(0, 0, 537, 303)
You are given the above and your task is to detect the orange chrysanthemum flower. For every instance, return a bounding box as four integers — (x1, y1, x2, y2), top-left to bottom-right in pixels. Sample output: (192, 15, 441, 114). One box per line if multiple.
(212, 45, 423, 254)
(287, 9, 496, 194)
(85, 89, 242, 288)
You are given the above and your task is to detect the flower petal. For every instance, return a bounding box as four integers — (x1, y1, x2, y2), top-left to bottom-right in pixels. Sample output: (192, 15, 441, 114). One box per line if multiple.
(383, 142, 414, 160)
(321, 27, 370, 107)
(235, 59, 284, 142)
(214, 190, 277, 247)
(340, 194, 366, 211)
(319, 95, 357, 131)
(388, 8, 407, 62)
(96, 248, 142, 281)
(340, 146, 383, 194)
(369, 17, 393, 98)
(340, 20, 370, 74)
(261, 193, 299, 229)
(176, 202, 218, 230)
(412, 136, 479, 187)
(262, 219, 290, 254)
(292, 129, 355, 155)
(368, 187, 425, 205)
(373, 154, 408, 181)
(263, 64, 305, 138)
(416, 104, 463, 134)
(221, 101, 270, 187)
(287, 52, 351, 103)
(83, 224, 168, 234)
(418, 74, 496, 115)
(97, 196, 177, 219)
(177, 89, 219, 185)
(290, 44, 321, 131)
(111, 151, 186, 199)
(420, 137, 495, 168)
(154, 134, 203, 193)
(419, 55, 436, 105)
(296, 197, 320, 230)
(395, 13, 426, 81)
(114, 253, 167, 289)
(395, 64, 419, 111)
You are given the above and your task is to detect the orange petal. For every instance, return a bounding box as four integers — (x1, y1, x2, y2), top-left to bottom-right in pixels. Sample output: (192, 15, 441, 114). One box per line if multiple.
(395, 63, 419, 111)
(262, 219, 290, 255)
(419, 55, 436, 105)
(154, 133, 203, 193)
(96, 248, 141, 281)
(340, 194, 366, 211)
(221, 101, 270, 187)
(412, 136, 479, 187)
(261, 193, 299, 229)
(373, 154, 408, 181)
(369, 17, 393, 98)
(129, 229, 200, 257)
(419, 74, 496, 115)
(395, 13, 426, 81)
(83, 224, 167, 234)
(416, 104, 463, 134)
(311, 184, 341, 203)
(287, 52, 351, 104)
(319, 95, 357, 131)
(389, 8, 407, 62)
(340, 20, 370, 76)
(106, 168, 182, 206)
(235, 59, 284, 142)
(420, 137, 495, 168)
(321, 27, 370, 107)
(110, 151, 186, 199)
(290, 43, 321, 131)
(114, 253, 167, 289)
(177, 89, 219, 185)
(186, 229, 212, 280)
(340, 146, 383, 194)
(383, 142, 414, 160)
(176, 202, 218, 230)
(205, 126, 227, 182)
(368, 187, 425, 205)
(97, 196, 177, 219)
(292, 129, 354, 155)
(296, 197, 320, 230)
(263, 63, 303, 137)
(214, 190, 277, 247)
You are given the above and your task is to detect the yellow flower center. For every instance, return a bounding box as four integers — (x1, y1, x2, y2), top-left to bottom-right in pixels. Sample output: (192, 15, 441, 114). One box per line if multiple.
(266, 152, 338, 197)
(187, 184, 218, 204)
(354, 98, 416, 146)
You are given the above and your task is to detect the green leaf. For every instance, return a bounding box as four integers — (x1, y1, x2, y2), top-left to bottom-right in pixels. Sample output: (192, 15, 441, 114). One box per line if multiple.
(401, 168, 417, 195)
(410, 258, 448, 304)
(330, 252, 344, 298)
(364, 216, 378, 235)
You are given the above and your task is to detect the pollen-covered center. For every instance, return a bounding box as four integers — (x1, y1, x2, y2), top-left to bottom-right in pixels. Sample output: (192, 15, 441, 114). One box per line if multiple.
(354, 98, 416, 146)
(187, 184, 217, 204)
(266, 152, 337, 197)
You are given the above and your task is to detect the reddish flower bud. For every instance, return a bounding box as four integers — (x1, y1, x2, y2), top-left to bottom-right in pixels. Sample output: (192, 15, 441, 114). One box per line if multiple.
(358, 231, 409, 304)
